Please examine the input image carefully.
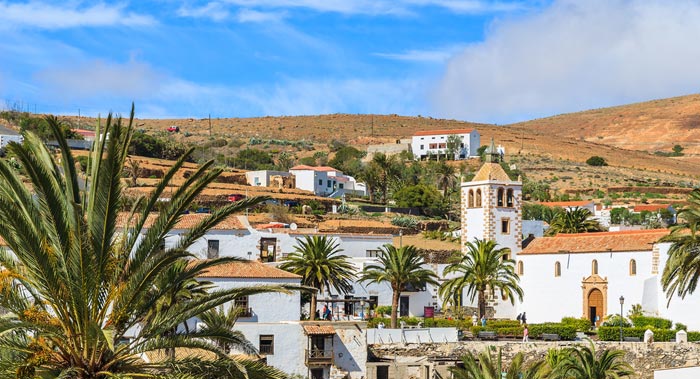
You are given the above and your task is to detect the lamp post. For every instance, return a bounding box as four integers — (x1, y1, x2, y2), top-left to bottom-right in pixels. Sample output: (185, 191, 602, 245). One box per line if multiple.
(619, 296, 625, 342)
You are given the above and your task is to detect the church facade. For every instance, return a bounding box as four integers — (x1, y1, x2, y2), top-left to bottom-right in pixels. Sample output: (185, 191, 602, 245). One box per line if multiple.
(460, 143, 700, 329)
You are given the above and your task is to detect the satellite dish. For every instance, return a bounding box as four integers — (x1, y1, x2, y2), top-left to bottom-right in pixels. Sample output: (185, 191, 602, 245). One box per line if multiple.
(290, 223, 298, 230)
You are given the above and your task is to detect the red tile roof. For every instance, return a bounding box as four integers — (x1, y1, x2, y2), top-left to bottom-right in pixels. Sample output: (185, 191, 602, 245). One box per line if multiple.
(302, 324, 336, 335)
(290, 165, 339, 172)
(633, 204, 671, 213)
(117, 212, 246, 230)
(413, 128, 474, 136)
(520, 229, 669, 255)
(193, 260, 301, 279)
(539, 200, 594, 208)
(471, 162, 512, 182)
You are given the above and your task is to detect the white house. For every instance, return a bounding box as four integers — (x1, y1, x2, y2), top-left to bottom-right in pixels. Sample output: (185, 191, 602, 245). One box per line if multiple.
(459, 142, 700, 329)
(411, 128, 480, 160)
(540, 200, 596, 214)
(289, 165, 366, 197)
(0, 126, 23, 149)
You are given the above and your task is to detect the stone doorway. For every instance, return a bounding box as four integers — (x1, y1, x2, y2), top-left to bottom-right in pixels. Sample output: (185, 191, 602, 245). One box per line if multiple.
(581, 274, 607, 327)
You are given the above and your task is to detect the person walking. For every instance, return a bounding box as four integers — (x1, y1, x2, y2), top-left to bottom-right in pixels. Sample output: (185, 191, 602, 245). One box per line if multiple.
(521, 312, 527, 325)
(472, 312, 478, 326)
(321, 305, 328, 320)
(481, 315, 487, 327)
(516, 313, 522, 324)
(522, 324, 529, 343)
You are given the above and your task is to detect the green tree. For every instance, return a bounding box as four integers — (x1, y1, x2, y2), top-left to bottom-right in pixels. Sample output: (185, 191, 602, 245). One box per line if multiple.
(672, 144, 684, 156)
(445, 134, 463, 160)
(546, 207, 604, 236)
(523, 179, 552, 201)
(279, 236, 356, 321)
(361, 245, 438, 328)
(233, 148, 275, 170)
(450, 347, 545, 379)
(586, 156, 608, 166)
(0, 110, 286, 378)
(370, 153, 401, 204)
(523, 203, 564, 223)
(275, 151, 295, 171)
(556, 341, 634, 379)
(432, 161, 458, 198)
(392, 184, 442, 209)
(660, 189, 700, 303)
(329, 146, 366, 176)
(439, 239, 523, 318)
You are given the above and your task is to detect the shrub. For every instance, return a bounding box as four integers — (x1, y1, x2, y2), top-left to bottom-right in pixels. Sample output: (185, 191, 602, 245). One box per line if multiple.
(561, 317, 592, 332)
(528, 323, 577, 340)
(675, 322, 688, 331)
(598, 327, 677, 341)
(375, 306, 392, 317)
(486, 319, 521, 328)
(630, 315, 673, 330)
(586, 156, 608, 166)
(391, 215, 419, 229)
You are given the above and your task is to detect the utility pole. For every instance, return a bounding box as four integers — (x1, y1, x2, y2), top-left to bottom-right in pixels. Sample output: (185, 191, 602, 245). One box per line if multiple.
(371, 115, 374, 137)
(209, 114, 212, 137)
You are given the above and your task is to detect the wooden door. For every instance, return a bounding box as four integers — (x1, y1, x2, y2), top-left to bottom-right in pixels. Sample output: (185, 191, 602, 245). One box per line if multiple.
(588, 288, 604, 326)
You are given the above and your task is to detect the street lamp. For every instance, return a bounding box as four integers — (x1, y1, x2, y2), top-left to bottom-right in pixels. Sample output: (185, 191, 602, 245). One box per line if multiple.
(619, 296, 625, 342)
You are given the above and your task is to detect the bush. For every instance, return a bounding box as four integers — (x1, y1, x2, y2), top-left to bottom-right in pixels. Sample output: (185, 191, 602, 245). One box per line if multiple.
(630, 315, 673, 330)
(375, 306, 392, 317)
(561, 317, 592, 332)
(598, 326, 677, 341)
(486, 319, 521, 328)
(529, 323, 577, 340)
(586, 156, 608, 166)
(392, 184, 442, 209)
(675, 322, 688, 331)
(391, 216, 419, 229)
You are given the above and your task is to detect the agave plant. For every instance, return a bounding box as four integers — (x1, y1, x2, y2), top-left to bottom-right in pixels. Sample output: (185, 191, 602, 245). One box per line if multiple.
(0, 107, 287, 378)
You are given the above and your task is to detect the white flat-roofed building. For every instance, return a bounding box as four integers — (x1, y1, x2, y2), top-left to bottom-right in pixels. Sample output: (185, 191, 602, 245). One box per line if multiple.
(411, 128, 480, 160)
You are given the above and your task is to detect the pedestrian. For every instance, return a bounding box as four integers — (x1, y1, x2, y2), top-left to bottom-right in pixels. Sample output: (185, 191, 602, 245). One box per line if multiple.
(522, 324, 529, 343)
(516, 313, 522, 324)
(481, 315, 487, 327)
(321, 305, 328, 320)
(472, 312, 478, 326)
(521, 312, 527, 324)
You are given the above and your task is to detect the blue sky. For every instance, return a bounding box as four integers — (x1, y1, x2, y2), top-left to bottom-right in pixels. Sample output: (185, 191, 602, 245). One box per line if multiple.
(1, 0, 700, 123)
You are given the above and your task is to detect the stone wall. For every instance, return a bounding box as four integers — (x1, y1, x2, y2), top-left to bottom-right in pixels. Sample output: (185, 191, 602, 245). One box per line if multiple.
(369, 341, 700, 379)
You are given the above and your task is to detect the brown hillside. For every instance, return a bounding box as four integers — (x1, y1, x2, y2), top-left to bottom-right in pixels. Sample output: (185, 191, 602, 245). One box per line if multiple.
(509, 94, 700, 156)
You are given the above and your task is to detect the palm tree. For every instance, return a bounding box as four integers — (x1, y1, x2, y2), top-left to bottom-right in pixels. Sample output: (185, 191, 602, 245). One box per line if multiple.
(660, 189, 700, 302)
(370, 153, 401, 204)
(0, 108, 287, 378)
(449, 347, 545, 379)
(361, 245, 438, 328)
(556, 341, 634, 379)
(439, 239, 523, 318)
(433, 161, 457, 198)
(198, 306, 255, 354)
(279, 235, 356, 320)
(546, 207, 604, 236)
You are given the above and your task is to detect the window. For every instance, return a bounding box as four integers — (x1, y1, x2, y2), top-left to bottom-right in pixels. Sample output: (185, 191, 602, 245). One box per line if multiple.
(419, 144, 424, 149)
(555, 261, 561, 277)
(327, 180, 332, 188)
(259, 335, 274, 355)
(517, 261, 524, 275)
(366, 249, 381, 258)
(501, 218, 510, 234)
(429, 143, 438, 149)
(592, 259, 598, 275)
(234, 296, 251, 316)
(475, 189, 482, 207)
(497, 188, 504, 206)
(339, 183, 344, 189)
(377, 366, 389, 379)
(207, 239, 219, 259)
(438, 143, 446, 148)
(630, 259, 637, 276)
(260, 238, 277, 262)
(506, 189, 514, 207)
(468, 190, 474, 207)
(318, 179, 323, 185)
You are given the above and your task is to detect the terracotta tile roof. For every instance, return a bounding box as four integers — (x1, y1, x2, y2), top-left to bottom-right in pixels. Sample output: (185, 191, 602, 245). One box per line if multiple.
(414, 128, 474, 136)
(116, 212, 246, 230)
(471, 162, 513, 182)
(539, 200, 594, 208)
(520, 229, 669, 255)
(290, 165, 339, 172)
(302, 324, 336, 335)
(193, 260, 301, 279)
(633, 204, 671, 213)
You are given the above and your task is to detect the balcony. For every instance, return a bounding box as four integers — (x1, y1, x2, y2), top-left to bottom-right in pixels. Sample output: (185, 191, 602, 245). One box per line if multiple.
(305, 349, 334, 366)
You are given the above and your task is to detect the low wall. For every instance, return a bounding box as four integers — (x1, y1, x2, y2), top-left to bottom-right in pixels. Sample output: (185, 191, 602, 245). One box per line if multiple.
(367, 328, 458, 344)
(369, 341, 700, 379)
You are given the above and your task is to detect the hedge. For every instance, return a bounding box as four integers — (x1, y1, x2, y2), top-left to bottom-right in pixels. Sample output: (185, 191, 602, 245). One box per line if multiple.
(561, 317, 592, 332)
(630, 316, 673, 330)
(598, 327, 677, 341)
(529, 323, 577, 340)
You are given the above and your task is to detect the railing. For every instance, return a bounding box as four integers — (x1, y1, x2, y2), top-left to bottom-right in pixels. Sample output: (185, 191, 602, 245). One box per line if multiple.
(237, 307, 253, 318)
(305, 349, 334, 365)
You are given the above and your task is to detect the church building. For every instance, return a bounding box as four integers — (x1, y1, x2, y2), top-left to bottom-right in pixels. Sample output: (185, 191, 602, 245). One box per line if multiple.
(461, 141, 700, 329)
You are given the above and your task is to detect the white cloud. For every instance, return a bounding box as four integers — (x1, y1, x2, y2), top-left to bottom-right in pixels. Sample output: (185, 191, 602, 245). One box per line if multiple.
(433, 0, 700, 123)
(176, 0, 522, 19)
(375, 45, 467, 63)
(0, 1, 155, 30)
(236, 8, 286, 22)
(35, 60, 164, 100)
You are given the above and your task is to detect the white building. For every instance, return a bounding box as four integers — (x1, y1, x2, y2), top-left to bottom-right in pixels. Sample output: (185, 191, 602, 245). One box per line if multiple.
(411, 128, 480, 160)
(290, 165, 366, 197)
(540, 200, 596, 214)
(0, 126, 23, 149)
(459, 143, 700, 329)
